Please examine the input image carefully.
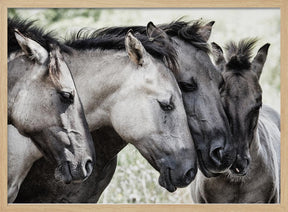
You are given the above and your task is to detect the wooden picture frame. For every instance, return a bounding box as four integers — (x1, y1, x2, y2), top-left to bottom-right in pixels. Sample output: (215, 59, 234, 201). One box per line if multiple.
(0, 0, 287, 211)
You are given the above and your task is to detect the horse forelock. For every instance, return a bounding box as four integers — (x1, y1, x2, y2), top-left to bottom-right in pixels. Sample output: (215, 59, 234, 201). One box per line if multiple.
(225, 38, 258, 71)
(161, 19, 210, 53)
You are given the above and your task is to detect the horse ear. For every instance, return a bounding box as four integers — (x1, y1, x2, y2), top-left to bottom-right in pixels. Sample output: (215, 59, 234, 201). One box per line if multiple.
(146, 21, 169, 41)
(198, 21, 215, 42)
(251, 43, 270, 79)
(125, 30, 146, 66)
(211, 42, 226, 72)
(14, 29, 48, 64)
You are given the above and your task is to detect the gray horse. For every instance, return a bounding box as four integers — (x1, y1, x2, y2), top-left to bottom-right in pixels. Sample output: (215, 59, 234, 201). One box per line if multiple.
(14, 21, 197, 203)
(16, 20, 234, 203)
(191, 39, 280, 203)
(87, 20, 236, 176)
(8, 19, 96, 202)
(8, 125, 42, 202)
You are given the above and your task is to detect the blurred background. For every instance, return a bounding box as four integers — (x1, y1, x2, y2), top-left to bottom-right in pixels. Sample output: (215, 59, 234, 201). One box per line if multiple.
(8, 8, 280, 203)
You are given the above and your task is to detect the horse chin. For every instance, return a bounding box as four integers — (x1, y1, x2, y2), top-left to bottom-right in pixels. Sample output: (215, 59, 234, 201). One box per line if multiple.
(54, 161, 73, 184)
(225, 169, 249, 183)
(229, 167, 248, 176)
(158, 168, 177, 192)
(197, 151, 220, 178)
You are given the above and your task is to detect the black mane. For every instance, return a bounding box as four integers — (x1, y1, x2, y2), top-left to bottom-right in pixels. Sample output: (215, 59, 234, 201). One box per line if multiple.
(65, 28, 179, 73)
(94, 19, 209, 52)
(8, 17, 70, 55)
(160, 20, 210, 52)
(65, 19, 211, 73)
(66, 19, 209, 52)
(225, 38, 258, 71)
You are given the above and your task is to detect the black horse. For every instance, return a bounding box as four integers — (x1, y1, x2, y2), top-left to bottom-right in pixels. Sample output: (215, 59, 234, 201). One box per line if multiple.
(191, 39, 280, 203)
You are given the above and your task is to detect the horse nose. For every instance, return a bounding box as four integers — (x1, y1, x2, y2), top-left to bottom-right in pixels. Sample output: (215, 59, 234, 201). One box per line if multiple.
(183, 168, 196, 185)
(167, 151, 197, 188)
(210, 146, 224, 167)
(83, 158, 93, 178)
(232, 155, 250, 175)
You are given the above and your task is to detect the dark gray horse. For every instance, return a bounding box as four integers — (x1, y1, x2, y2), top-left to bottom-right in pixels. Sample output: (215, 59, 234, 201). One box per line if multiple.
(191, 39, 280, 203)
(14, 21, 198, 203)
(8, 19, 96, 202)
(87, 20, 236, 176)
(16, 20, 234, 203)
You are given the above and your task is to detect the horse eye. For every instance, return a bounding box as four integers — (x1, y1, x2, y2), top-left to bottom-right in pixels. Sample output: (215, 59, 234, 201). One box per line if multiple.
(158, 100, 174, 111)
(178, 81, 197, 92)
(58, 91, 74, 104)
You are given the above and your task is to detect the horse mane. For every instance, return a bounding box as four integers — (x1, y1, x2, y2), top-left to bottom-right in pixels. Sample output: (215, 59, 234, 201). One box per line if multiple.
(8, 17, 70, 55)
(160, 19, 210, 52)
(225, 38, 258, 71)
(65, 19, 211, 74)
(68, 18, 209, 52)
(65, 22, 183, 73)
(65, 29, 179, 74)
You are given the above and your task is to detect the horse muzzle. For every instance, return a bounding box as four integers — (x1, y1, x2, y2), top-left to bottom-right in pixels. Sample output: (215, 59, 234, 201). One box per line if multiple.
(157, 154, 197, 192)
(229, 154, 250, 176)
(54, 158, 93, 184)
(196, 137, 236, 177)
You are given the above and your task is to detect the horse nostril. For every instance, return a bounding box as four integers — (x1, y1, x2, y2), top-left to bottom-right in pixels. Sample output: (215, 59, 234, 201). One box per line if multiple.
(234, 166, 245, 174)
(233, 158, 250, 174)
(84, 159, 93, 178)
(210, 147, 224, 166)
(246, 158, 250, 167)
(183, 168, 196, 184)
(234, 167, 241, 173)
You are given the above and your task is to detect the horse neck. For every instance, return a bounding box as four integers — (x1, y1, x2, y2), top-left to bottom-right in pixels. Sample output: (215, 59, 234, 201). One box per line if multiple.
(246, 110, 280, 190)
(64, 49, 130, 165)
(91, 126, 127, 164)
(8, 55, 31, 121)
(64, 49, 132, 131)
(250, 126, 262, 158)
(8, 55, 24, 89)
(8, 124, 43, 202)
(252, 110, 280, 166)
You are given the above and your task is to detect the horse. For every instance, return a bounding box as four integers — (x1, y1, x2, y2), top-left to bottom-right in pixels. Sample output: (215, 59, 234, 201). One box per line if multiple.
(85, 19, 236, 176)
(14, 21, 198, 203)
(8, 125, 42, 202)
(16, 20, 235, 203)
(7, 18, 96, 202)
(190, 39, 280, 203)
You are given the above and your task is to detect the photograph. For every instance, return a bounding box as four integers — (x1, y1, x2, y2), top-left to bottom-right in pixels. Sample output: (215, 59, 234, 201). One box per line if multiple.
(6, 8, 281, 204)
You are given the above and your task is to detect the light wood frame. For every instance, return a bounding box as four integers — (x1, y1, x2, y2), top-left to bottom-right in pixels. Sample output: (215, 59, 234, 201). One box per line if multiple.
(0, 0, 287, 211)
